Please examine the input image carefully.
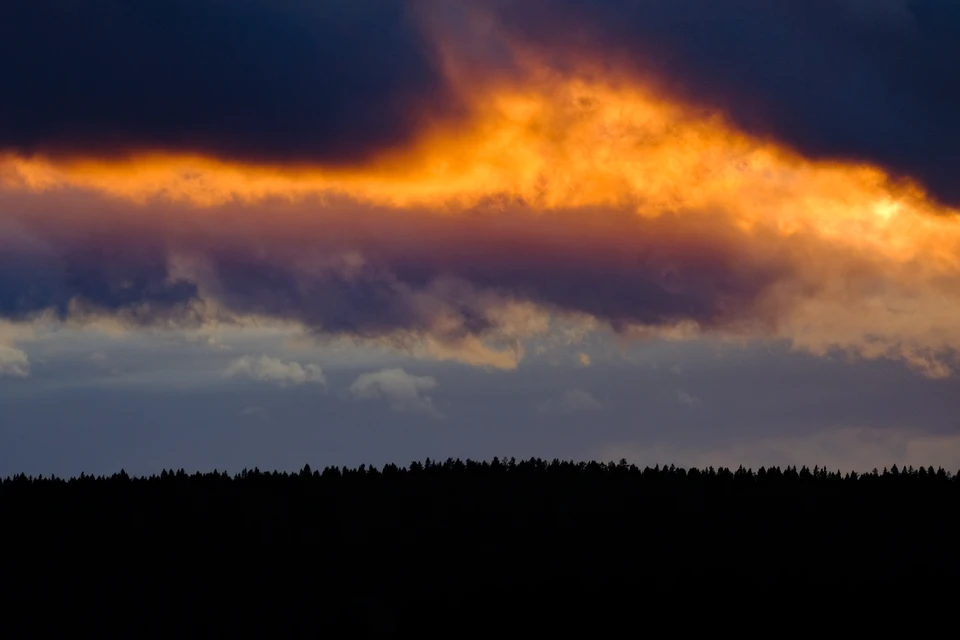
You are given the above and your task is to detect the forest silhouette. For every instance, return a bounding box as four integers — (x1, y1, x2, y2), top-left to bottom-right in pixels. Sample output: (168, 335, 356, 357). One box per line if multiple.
(3, 457, 958, 634)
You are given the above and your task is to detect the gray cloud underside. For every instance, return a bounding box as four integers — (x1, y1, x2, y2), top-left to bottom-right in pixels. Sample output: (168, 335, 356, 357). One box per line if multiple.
(0, 193, 799, 346)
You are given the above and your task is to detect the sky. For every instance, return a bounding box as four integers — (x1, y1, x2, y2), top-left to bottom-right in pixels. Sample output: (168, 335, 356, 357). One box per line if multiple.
(2, 0, 960, 476)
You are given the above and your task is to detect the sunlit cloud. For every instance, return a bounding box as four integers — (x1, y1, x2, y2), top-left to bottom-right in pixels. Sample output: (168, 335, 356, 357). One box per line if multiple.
(2, 3, 960, 379)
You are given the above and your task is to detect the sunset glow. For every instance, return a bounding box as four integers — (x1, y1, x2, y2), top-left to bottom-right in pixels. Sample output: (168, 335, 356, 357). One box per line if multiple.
(3, 6, 960, 380)
(6, 71, 955, 259)
(6, 0, 960, 479)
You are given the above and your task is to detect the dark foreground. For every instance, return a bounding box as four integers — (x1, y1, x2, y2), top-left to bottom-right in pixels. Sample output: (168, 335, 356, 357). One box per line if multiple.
(2, 459, 959, 635)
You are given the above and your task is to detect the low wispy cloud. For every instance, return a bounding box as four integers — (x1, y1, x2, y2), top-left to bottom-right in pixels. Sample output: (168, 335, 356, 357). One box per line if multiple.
(238, 405, 273, 424)
(539, 389, 602, 415)
(0, 344, 29, 378)
(597, 427, 960, 475)
(225, 355, 326, 387)
(349, 368, 442, 418)
(676, 390, 701, 408)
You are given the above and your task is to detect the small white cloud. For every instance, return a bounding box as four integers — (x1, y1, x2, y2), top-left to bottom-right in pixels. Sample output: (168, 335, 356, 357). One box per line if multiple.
(0, 344, 29, 378)
(670, 364, 683, 375)
(89, 351, 108, 363)
(239, 406, 272, 422)
(676, 390, 701, 407)
(225, 355, 326, 387)
(577, 352, 591, 367)
(540, 389, 603, 415)
(349, 368, 442, 417)
(205, 335, 228, 349)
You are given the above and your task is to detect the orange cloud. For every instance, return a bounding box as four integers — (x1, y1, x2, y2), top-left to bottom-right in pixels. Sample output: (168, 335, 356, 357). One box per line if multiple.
(3, 62, 960, 375)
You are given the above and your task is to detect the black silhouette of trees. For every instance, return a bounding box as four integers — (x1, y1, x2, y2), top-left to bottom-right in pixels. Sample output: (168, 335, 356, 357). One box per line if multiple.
(1, 459, 958, 633)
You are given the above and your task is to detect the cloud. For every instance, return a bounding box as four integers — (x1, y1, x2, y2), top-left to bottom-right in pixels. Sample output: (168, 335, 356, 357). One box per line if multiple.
(0, 191, 797, 368)
(676, 390, 701, 408)
(4, 0, 960, 208)
(478, 0, 960, 208)
(16, 0, 960, 213)
(577, 353, 591, 367)
(2, 5, 960, 378)
(224, 355, 326, 387)
(598, 426, 960, 474)
(0, 0, 462, 166)
(3, 174, 960, 377)
(0, 344, 29, 378)
(539, 389, 602, 415)
(349, 368, 442, 417)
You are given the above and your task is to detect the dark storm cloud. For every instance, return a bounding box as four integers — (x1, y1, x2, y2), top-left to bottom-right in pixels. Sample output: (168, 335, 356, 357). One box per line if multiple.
(0, 0, 459, 164)
(479, 0, 960, 206)
(5, 1, 958, 205)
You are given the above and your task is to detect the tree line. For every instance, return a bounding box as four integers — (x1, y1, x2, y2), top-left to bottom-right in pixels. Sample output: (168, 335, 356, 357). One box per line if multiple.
(2, 458, 958, 635)
(5, 456, 958, 483)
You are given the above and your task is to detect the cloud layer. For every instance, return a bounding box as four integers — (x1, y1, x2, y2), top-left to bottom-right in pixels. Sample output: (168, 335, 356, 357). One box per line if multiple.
(1, 0, 459, 166)
(4, 2, 959, 206)
(2, 1, 960, 378)
(479, 0, 960, 207)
